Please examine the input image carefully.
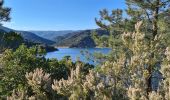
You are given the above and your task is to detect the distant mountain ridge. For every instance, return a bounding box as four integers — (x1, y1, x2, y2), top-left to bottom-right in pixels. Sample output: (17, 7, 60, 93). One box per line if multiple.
(0, 25, 109, 48)
(30, 30, 75, 41)
(0, 25, 55, 45)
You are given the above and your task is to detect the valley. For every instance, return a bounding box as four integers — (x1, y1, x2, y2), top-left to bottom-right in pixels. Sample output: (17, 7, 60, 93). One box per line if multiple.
(0, 25, 109, 48)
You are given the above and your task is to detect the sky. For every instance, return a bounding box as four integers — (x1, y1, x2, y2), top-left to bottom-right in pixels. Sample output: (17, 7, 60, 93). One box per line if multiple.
(3, 0, 126, 31)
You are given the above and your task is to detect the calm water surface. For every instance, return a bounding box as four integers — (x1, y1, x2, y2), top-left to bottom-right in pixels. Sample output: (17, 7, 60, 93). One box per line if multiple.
(46, 48, 111, 65)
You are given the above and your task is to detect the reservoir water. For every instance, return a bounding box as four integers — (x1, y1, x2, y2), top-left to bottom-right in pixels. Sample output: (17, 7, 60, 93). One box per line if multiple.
(46, 48, 111, 65)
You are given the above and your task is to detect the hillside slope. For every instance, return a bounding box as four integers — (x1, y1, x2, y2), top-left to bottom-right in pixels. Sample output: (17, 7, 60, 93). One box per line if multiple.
(0, 25, 55, 45)
(18, 31, 55, 45)
(54, 29, 109, 48)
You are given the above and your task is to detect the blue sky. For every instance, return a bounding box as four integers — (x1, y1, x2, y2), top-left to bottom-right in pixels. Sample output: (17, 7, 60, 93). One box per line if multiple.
(3, 0, 126, 31)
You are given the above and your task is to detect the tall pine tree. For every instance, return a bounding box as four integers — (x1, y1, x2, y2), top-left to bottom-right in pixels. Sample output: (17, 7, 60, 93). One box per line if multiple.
(126, 0, 170, 92)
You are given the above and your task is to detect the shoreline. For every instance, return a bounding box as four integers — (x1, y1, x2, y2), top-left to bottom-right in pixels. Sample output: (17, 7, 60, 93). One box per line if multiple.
(55, 46, 111, 49)
(55, 46, 70, 48)
(95, 47, 111, 49)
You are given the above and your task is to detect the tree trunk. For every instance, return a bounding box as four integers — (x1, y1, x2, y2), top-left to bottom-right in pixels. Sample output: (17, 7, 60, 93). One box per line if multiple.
(152, 0, 159, 39)
(147, 0, 160, 93)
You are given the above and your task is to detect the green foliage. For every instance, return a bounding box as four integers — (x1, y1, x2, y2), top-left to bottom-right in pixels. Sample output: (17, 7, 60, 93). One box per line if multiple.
(0, 0, 11, 23)
(0, 31, 24, 52)
(92, 0, 170, 99)
(1, 0, 170, 100)
(0, 45, 46, 96)
(4, 32, 24, 48)
(52, 63, 123, 100)
(0, 44, 94, 99)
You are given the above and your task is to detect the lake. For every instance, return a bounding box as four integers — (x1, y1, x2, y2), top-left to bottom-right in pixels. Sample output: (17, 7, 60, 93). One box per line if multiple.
(46, 48, 111, 65)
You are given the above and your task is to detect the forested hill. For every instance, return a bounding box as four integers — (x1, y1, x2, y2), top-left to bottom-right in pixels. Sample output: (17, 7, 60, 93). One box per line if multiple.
(0, 31, 57, 53)
(18, 31, 55, 45)
(0, 25, 55, 45)
(54, 29, 109, 48)
(0, 25, 109, 48)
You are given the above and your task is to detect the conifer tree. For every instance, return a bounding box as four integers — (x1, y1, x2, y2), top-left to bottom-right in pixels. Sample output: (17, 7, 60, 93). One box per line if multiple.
(0, 0, 11, 23)
(0, 0, 11, 51)
(125, 0, 170, 92)
(95, 0, 170, 93)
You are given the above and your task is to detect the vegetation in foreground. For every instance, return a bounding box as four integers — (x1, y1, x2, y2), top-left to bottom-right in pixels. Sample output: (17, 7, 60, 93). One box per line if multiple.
(0, 0, 170, 100)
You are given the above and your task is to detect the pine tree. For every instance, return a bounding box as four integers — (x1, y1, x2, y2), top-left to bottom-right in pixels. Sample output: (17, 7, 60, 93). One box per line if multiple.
(0, 0, 11, 23)
(0, 0, 11, 52)
(126, 0, 170, 92)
